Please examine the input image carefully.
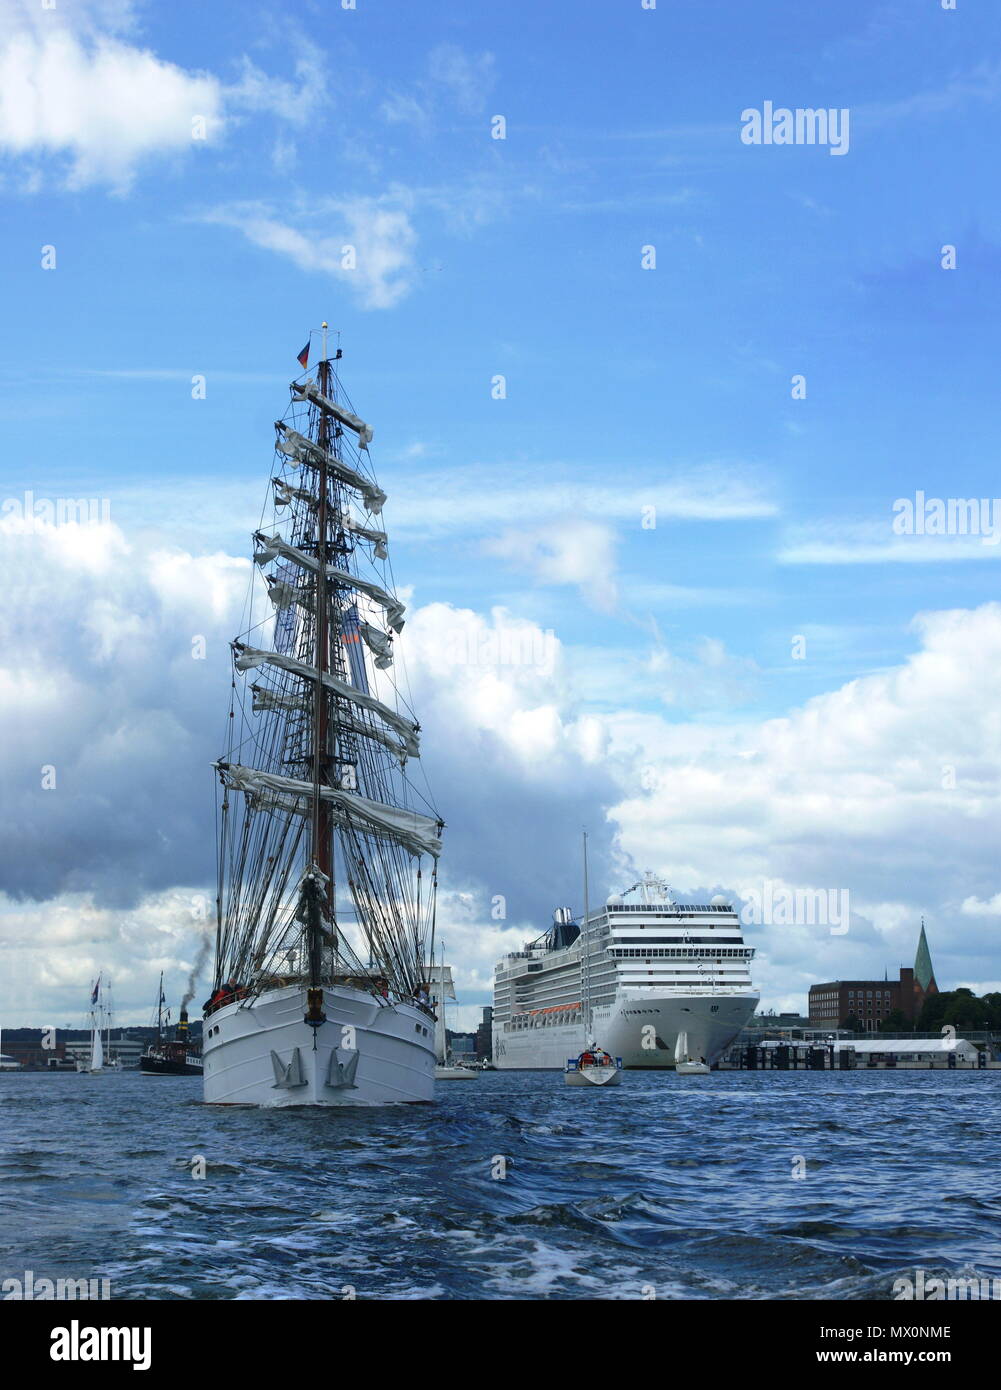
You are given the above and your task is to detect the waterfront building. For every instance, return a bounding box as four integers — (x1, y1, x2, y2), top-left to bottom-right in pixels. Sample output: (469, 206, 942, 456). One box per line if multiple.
(0, 1030, 68, 1067)
(752, 1011, 813, 1031)
(63, 1036, 144, 1069)
(1, 1027, 159, 1069)
(831, 1037, 978, 1063)
(808, 923, 939, 1030)
(474, 1007, 493, 1061)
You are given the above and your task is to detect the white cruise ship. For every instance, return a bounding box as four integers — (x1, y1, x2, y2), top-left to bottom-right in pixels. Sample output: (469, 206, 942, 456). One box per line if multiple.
(493, 873, 758, 1069)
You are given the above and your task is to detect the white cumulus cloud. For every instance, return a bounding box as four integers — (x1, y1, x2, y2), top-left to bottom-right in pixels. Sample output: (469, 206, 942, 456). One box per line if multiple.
(0, 2, 330, 191)
(0, 0, 223, 189)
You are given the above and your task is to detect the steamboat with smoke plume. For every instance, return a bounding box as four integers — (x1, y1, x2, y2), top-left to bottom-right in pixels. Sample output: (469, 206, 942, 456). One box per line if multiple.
(140, 973, 203, 1076)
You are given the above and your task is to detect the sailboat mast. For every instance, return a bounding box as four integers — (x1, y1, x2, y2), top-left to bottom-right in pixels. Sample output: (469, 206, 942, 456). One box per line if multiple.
(436, 943, 445, 1064)
(443, 943, 451, 1065)
(582, 830, 592, 1042)
(156, 970, 163, 1041)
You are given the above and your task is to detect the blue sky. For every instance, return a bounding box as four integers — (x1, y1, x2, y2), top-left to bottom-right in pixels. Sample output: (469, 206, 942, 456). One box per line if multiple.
(2, 0, 1000, 1026)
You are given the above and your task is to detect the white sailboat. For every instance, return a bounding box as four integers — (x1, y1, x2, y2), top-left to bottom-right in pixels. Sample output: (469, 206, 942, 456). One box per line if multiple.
(432, 947, 477, 1081)
(565, 832, 622, 1088)
(78, 976, 107, 1074)
(674, 1030, 710, 1075)
(203, 328, 444, 1106)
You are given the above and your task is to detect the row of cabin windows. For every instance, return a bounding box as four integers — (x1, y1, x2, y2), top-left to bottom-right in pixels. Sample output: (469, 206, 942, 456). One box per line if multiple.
(613, 936, 745, 945)
(618, 972, 751, 980)
(610, 947, 752, 959)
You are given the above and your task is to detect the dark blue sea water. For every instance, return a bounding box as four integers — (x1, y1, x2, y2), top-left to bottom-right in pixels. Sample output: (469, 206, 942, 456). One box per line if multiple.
(2, 1070, 999, 1300)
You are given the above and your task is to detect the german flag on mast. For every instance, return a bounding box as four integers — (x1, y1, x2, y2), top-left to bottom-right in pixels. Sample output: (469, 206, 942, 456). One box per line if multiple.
(296, 341, 310, 370)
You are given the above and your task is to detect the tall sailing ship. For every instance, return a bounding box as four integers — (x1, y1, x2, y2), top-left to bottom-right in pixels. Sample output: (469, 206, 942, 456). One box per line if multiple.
(77, 976, 117, 1074)
(493, 873, 758, 1069)
(203, 329, 444, 1106)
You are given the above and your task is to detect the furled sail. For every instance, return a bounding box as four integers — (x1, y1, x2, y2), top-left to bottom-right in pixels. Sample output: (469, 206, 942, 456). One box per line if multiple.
(265, 575, 305, 612)
(359, 619, 393, 668)
(272, 478, 315, 510)
(253, 533, 406, 631)
(339, 513, 389, 560)
(216, 762, 442, 859)
(334, 568, 405, 633)
(275, 425, 386, 513)
(233, 642, 419, 756)
(250, 684, 409, 764)
(272, 482, 387, 565)
(290, 379, 374, 448)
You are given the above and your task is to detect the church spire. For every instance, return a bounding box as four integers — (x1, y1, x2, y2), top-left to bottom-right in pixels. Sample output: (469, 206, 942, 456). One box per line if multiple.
(914, 918, 937, 993)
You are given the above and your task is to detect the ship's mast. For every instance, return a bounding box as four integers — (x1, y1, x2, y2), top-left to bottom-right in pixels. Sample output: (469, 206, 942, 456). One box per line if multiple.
(308, 322, 334, 990)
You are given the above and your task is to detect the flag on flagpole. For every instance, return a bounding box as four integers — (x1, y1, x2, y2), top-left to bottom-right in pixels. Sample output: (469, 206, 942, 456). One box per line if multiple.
(297, 341, 310, 369)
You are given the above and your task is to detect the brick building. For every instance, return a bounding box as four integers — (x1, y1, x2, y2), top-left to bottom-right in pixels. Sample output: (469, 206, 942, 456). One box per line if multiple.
(808, 923, 939, 1031)
(0, 1029, 67, 1067)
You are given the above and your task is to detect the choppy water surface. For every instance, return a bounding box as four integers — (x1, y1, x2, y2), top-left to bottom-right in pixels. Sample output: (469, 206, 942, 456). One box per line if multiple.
(2, 1070, 999, 1300)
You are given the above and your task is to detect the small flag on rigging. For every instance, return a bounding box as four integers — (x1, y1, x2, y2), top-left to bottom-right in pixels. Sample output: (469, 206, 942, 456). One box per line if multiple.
(91, 975, 101, 1005)
(296, 341, 310, 369)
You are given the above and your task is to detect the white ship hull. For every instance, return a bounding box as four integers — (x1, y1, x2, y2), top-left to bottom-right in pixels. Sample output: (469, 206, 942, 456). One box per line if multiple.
(203, 984, 436, 1106)
(494, 991, 758, 1070)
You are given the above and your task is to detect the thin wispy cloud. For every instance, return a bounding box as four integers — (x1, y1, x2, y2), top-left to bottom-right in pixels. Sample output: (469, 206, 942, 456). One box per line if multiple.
(385, 464, 777, 538)
(780, 522, 1001, 566)
(199, 194, 419, 309)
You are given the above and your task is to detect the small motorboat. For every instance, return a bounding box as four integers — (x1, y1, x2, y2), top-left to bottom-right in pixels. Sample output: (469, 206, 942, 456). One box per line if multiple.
(564, 1044, 622, 1087)
(674, 1031, 710, 1075)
